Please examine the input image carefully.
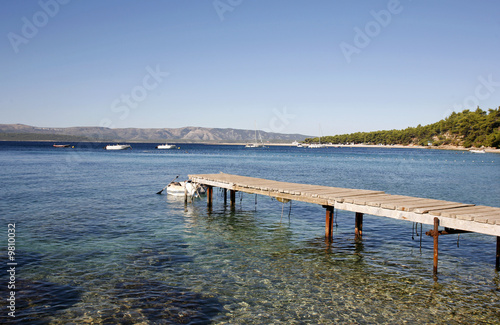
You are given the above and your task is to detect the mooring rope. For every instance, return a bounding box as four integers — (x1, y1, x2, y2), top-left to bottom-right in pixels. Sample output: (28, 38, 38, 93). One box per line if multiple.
(280, 201, 285, 222)
(420, 223, 424, 251)
(419, 223, 423, 249)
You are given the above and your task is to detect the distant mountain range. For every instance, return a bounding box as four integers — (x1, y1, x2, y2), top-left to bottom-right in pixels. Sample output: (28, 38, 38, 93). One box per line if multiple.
(0, 124, 310, 143)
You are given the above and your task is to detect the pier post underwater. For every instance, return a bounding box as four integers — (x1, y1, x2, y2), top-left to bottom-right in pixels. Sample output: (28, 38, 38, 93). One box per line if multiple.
(431, 218, 440, 276)
(355, 212, 364, 240)
(206, 186, 213, 207)
(497, 236, 500, 271)
(230, 190, 236, 206)
(189, 173, 500, 276)
(324, 205, 334, 241)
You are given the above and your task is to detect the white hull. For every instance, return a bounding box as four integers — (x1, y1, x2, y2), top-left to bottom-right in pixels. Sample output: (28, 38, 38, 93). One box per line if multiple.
(166, 181, 205, 197)
(105, 144, 131, 150)
(308, 143, 326, 148)
(156, 144, 176, 149)
(245, 143, 264, 148)
(469, 149, 486, 153)
(245, 122, 265, 148)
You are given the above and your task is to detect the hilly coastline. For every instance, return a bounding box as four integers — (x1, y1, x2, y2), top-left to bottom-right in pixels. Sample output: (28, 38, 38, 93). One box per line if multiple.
(0, 124, 310, 143)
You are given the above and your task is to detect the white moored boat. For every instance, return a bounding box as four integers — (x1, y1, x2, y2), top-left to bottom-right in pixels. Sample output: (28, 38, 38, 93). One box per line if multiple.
(156, 144, 176, 149)
(166, 181, 205, 197)
(105, 144, 132, 150)
(308, 124, 326, 148)
(245, 143, 264, 148)
(308, 143, 326, 148)
(245, 122, 266, 148)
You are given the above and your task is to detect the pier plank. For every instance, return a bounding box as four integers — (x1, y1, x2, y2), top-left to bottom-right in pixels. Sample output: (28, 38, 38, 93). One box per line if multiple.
(413, 203, 475, 214)
(340, 193, 395, 204)
(325, 192, 385, 203)
(429, 206, 497, 217)
(370, 197, 424, 208)
(379, 198, 437, 210)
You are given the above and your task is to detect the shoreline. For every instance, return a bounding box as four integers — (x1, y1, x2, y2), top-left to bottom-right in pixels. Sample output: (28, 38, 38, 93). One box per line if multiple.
(219, 142, 500, 153)
(2, 139, 499, 153)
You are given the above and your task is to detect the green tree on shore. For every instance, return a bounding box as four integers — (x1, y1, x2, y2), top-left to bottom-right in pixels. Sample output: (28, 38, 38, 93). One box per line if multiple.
(305, 107, 500, 148)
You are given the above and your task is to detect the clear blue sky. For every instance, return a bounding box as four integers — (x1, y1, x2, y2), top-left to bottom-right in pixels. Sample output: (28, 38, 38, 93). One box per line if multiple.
(1, 0, 499, 136)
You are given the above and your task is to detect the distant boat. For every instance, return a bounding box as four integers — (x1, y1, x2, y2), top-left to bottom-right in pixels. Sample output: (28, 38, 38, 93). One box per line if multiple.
(105, 144, 132, 150)
(308, 124, 326, 148)
(469, 149, 486, 153)
(156, 144, 176, 149)
(245, 122, 266, 148)
(308, 143, 326, 148)
(53, 144, 71, 148)
(245, 143, 265, 148)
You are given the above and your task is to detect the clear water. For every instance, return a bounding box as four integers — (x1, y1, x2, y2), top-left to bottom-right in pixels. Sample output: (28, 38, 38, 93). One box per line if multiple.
(0, 141, 499, 324)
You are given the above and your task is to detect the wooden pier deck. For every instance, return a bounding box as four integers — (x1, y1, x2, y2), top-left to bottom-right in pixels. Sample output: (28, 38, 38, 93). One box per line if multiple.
(189, 173, 500, 273)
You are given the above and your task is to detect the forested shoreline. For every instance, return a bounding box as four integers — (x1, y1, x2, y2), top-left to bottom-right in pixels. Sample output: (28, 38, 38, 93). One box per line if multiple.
(305, 108, 500, 148)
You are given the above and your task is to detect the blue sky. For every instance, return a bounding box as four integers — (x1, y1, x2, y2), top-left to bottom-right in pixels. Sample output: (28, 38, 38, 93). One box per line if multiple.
(1, 0, 499, 136)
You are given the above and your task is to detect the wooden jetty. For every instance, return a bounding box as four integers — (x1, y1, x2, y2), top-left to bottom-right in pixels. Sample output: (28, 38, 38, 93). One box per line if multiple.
(189, 173, 500, 274)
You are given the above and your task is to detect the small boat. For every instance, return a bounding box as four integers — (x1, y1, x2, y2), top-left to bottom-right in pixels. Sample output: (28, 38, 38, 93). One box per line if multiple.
(245, 143, 265, 148)
(308, 124, 326, 148)
(53, 144, 71, 148)
(166, 180, 205, 197)
(156, 144, 176, 149)
(105, 144, 132, 150)
(469, 149, 486, 154)
(245, 122, 266, 148)
(308, 143, 326, 148)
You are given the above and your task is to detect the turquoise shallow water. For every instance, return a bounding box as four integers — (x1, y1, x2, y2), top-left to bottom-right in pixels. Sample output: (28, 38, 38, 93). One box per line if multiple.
(1, 141, 499, 324)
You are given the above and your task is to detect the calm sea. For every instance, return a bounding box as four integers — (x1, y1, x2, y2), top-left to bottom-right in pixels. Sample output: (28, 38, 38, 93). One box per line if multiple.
(1, 141, 499, 324)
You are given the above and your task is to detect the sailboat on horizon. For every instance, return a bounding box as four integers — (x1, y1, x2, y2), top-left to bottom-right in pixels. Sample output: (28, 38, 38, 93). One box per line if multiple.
(245, 122, 266, 148)
(308, 124, 326, 148)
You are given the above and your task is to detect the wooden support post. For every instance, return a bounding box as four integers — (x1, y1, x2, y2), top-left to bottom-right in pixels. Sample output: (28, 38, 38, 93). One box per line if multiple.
(433, 217, 439, 276)
(207, 186, 213, 206)
(496, 236, 500, 272)
(355, 212, 363, 240)
(230, 190, 236, 206)
(223, 188, 227, 205)
(324, 206, 334, 241)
